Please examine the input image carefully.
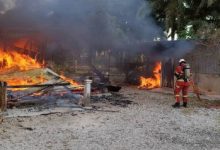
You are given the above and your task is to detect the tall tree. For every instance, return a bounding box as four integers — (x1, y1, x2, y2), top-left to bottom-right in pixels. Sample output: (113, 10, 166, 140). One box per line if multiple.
(148, 0, 220, 39)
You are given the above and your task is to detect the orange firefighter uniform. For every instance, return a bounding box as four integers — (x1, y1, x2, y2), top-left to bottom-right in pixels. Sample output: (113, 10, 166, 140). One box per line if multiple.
(173, 59, 191, 108)
(174, 65, 191, 102)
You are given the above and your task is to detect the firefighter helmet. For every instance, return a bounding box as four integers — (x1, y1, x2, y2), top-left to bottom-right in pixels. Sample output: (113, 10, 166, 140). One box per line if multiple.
(179, 59, 186, 64)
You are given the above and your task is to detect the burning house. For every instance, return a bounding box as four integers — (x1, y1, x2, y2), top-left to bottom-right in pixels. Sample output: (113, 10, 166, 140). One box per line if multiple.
(0, 0, 219, 113)
(0, 1, 219, 149)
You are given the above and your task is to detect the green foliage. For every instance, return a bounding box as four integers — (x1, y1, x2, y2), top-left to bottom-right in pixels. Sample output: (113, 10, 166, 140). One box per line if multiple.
(178, 25, 196, 39)
(148, 0, 220, 39)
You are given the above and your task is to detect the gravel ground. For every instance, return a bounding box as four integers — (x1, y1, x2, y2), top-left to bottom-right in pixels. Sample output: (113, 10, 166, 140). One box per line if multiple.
(0, 87, 219, 150)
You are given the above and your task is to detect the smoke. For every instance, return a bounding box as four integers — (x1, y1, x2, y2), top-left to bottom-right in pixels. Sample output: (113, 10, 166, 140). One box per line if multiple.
(0, 0, 16, 14)
(147, 40, 195, 59)
(0, 0, 193, 58)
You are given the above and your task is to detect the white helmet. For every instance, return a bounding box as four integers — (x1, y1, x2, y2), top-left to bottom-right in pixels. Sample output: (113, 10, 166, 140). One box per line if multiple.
(179, 59, 186, 63)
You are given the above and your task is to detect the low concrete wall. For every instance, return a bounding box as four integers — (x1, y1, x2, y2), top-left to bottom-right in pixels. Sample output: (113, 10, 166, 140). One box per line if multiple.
(195, 74, 220, 94)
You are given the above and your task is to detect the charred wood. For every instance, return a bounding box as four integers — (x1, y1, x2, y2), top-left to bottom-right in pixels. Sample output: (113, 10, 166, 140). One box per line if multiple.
(90, 64, 110, 84)
(7, 83, 70, 89)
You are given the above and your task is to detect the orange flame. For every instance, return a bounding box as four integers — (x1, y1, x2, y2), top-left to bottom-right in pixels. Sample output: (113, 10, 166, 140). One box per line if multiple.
(0, 45, 45, 89)
(6, 75, 46, 86)
(14, 38, 28, 49)
(6, 75, 47, 91)
(139, 62, 161, 89)
(60, 74, 79, 86)
(0, 40, 80, 91)
(0, 50, 42, 71)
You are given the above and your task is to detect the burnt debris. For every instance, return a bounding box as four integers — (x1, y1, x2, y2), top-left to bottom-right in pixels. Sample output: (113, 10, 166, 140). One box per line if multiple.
(91, 93, 133, 107)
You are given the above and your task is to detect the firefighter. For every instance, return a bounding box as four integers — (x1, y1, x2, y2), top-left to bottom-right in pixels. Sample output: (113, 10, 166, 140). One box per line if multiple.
(172, 59, 191, 108)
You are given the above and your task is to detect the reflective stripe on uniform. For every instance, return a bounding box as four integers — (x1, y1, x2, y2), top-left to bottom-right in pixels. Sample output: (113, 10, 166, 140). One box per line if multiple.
(177, 79, 184, 82)
(175, 95, 180, 97)
(183, 95, 188, 98)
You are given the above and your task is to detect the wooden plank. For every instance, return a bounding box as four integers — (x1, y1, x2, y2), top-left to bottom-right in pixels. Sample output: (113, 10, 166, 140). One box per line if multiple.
(7, 83, 70, 89)
(162, 59, 174, 88)
(0, 81, 7, 112)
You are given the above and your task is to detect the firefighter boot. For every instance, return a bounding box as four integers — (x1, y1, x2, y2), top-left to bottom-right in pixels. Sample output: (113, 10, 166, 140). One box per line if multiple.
(172, 102, 180, 108)
(183, 102, 187, 108)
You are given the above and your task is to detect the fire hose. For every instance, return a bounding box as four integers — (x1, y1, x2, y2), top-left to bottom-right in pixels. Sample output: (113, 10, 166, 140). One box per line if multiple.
(191, 80, 201, 101)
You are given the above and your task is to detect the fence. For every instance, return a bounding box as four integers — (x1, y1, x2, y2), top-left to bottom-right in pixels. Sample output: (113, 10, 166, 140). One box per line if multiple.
(186, 42, 220, 75)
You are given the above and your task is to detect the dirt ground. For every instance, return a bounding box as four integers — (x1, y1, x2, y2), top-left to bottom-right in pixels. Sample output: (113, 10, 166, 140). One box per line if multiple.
(0, 87, 219, 150)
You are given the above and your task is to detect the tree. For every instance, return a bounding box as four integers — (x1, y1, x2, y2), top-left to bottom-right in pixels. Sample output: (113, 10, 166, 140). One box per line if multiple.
(148, 0, 220, 39)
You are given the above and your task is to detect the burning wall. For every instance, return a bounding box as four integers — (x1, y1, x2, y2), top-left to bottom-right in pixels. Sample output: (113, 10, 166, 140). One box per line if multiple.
(0, 48, 42, 71)
(0, 38, 43, 72)
(0, 40, 46, 87)
(0, 37, 81, 91)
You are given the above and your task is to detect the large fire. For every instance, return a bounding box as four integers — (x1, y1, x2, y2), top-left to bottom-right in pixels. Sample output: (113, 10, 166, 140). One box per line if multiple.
(0, 46, 46, 90)
(139, 62, 162, 89)
(0, 38, 42, 72)
(0, 49, 42, 71)
(0, 39, 80, 90)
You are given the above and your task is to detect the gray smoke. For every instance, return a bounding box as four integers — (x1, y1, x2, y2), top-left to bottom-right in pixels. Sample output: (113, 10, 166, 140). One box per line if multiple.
(0, 0, 16, 14)
(0, 0, 161, 47)
(0, 0, 193, 58)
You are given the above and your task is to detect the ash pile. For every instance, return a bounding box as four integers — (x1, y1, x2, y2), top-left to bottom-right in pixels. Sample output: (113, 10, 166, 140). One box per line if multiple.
(91, 93, 133, 108)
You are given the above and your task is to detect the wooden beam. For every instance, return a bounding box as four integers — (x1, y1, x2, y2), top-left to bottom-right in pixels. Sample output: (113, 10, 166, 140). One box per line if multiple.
(0, 81, 7, 112)
(7, 83, 70, 89)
